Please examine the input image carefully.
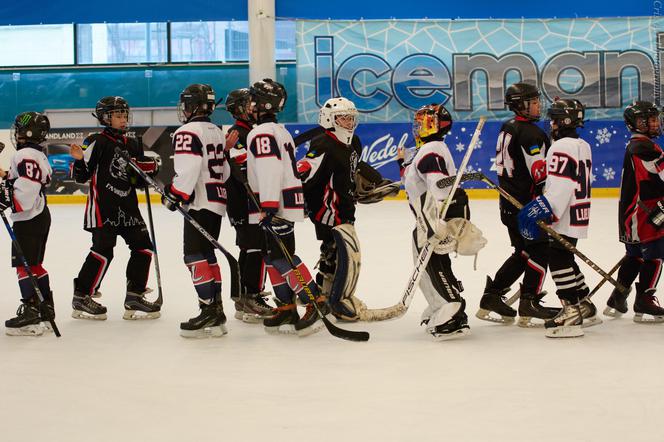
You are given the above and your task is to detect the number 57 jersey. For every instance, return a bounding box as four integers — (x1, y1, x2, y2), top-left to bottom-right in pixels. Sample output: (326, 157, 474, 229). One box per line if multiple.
(170, 118, 229, 215)
(544, 136, 592, 239)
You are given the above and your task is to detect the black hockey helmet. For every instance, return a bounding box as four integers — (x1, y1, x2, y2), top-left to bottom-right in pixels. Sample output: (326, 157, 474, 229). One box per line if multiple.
(505, 82, 541, 121)
(624, 101, 662, 138)
(178, 83, 216, 123)
(547, 98, 585, 139)
(412, 103, 453, 147)
(93, 96, 130, 128)
(11, 112, 50, 147)
(225, 88, 251, 120)
(248, 78, 287, 120)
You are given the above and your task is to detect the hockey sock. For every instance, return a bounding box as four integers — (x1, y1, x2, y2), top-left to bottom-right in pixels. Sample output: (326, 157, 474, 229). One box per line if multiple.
(209, 256, 222, 297)
(618, 255, 643, 286)
(185, 254, 217, 304)
(269, 256, 320, 304)
(266, 263, 294, 304)
(16, 265, 49, 301)
(492, 251, 527, 290)
(127, 248, 153, 292)
(638, 258, 663, 290)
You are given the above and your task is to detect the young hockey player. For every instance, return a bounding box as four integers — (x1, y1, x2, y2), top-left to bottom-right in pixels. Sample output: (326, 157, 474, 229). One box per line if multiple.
(403, 104, 477, 340)
(478, 82, 559, 327)
(246, 78, 328, 336)
(604, 101, 664, 322)
(162, 84, 230, 338)
(1, 112, 55, 336)
(223, 88, 273, 323)
(518, 98, 599, 338)
(70, 96, 160, 321)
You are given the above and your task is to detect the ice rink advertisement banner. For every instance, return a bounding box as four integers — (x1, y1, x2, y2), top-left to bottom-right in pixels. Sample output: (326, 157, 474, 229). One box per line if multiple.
(296, 18, 663, 123)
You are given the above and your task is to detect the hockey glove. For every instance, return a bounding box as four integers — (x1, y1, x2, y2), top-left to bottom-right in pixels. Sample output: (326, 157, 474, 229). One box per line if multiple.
(135, 156, 160, 177)
(518, 195, 553, 240)
(0, 182, 14, 212)
(161, 185, 185, 212)
(259, 211, 294, 237)
(649, 200, 664, 229)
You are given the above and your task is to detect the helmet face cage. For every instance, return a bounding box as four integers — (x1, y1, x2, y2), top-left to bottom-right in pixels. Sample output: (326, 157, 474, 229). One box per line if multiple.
(178, 84, 216, 124)
(225, 88, 250, 121)
(11, 112, 50, 148)
(624, 101, 663, 137)
(505, 83, 541, 121)
(94, 96, 131, 130)
(318, 97, 359, 144)
(412, 104, 452, 147)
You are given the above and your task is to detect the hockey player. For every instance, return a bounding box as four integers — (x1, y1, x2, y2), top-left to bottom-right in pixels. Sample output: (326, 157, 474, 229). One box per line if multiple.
(70, 96, 160, 321)
(478, 82, 559, 327)
(518, 98, 599, 338)
(403, 104, 475, 340)
(1, 112, 55, 336)
(223, 88, 273, 323)
(162, 84, 230, 338)
(604, 101, 664, 322)
(246, 78, 327, 336)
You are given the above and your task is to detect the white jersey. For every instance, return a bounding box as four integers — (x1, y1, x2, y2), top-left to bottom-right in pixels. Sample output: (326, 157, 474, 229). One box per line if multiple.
(543, 136, 592, 238)
(170, 118, 229, 215)
(404, 140, 457, 211)
(246, 121, 305, 223)
(8, 144, 52, 222)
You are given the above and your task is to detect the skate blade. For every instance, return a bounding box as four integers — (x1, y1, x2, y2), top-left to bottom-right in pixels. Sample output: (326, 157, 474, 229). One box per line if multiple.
(475, 309, 515, 325)
(5, 324, 46, 336)
(431, 327, 470, 341)
(545, 325, 584, 338)
(264, 324, 297, 335)
(516, 316, 546, 328)
(581, 316, 602, 328)
(603, 306, 624, 318)
(123, 310, 161, 320)
(233, 311, 245, 320)
(633, 313, 664, 324)
(296, 319, 325, 337)
(180, 324, 228, 338)
(40, 322, 54, 333)
(71, 310, 107, 320)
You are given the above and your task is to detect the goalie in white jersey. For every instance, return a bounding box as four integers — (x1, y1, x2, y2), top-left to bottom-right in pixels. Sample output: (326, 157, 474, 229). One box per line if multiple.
(162, 84, 230, 338)
(518, 98, 599, 338)
(0, 112, 55, 336)
(403, 104, 486, 341)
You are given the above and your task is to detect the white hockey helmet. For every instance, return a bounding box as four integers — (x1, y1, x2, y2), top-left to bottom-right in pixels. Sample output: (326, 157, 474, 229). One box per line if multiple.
(318, 97, 359, 145)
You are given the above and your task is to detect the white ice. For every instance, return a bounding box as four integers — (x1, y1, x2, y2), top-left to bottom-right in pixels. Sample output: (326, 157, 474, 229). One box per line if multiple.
(0, 198, 661, 442)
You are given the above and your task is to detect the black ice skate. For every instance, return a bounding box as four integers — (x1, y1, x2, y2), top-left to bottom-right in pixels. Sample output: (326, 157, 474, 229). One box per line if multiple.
(5, 300, 45, 336)
(294, 296, 330, 337)
(239, 293, 274, 324)
(123, 288, 161, 320)
(39, 292, 56, 334)
(544, 300, 584, 338)
(263, 298, 299, 335)
(517, 290, 560, 328)
(603, 286, 631, 318)
(633, 288, 664, 324)
(180, 301, 227, 338)
(476, 276, 517, 324)
(72, 292, 108, 320)
(579, 296, 602, 328)
(428, 301, 470, 341)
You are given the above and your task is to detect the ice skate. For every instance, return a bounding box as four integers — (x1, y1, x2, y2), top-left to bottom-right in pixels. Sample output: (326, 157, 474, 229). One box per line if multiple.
(544, 300, 584, 338)
(579, 296, 602, 328)
(180, 301, 227, 338)
(426, 301, 470, 341)
(263, 298, 299, 335)
(603, 286, 630, 318)
(5, 300, 45, 337)
(72, 292, 107, 320)
(633, 289, 664, 324)
(294, 296, 330, 337)
(517, 290, 560, 328)
(123, 288, 161, 320)
(240, 292, 274, 324)
(476, 277, 517, 324)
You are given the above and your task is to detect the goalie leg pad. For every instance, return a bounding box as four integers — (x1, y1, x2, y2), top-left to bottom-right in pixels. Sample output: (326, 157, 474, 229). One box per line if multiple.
(329, 224, 363, 320)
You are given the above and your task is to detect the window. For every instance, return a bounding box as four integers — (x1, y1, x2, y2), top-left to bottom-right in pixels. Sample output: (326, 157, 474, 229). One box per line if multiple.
(0, 24, 74, 66)
(77, 23, 167, 64)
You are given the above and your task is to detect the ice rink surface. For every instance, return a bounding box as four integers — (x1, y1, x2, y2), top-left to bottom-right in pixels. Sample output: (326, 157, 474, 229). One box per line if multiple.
(1, 198, 662, 442)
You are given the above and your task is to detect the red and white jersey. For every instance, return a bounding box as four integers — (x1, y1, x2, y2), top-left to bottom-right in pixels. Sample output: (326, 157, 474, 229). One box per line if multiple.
(170, 117, 229, 215)
(246, 121, 305, 223)
(403, 140, 456, 211)
(543, 136, 592, 238)
(8, 144, 52, 222)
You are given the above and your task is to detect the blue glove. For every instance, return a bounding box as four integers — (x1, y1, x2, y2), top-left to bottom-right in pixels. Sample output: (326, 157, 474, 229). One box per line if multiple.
(260, 211, 294, 236)
(518, 196, 553, 240)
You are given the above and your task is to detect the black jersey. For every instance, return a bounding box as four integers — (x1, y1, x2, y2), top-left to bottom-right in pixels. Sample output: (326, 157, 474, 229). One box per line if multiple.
(298, 131, 361, 226)
(223, 120, 252, 226)
(72, 128, 145, 231)
(495, 117, 549, 212)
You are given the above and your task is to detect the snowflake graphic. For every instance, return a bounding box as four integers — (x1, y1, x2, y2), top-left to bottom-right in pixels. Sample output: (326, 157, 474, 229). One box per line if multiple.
(475, 140, 483, 149)
(595, 128, 612, 145)
(602, 167, 615, 181)
(456, 143, 465, 152)
(590, 172, 597, 183)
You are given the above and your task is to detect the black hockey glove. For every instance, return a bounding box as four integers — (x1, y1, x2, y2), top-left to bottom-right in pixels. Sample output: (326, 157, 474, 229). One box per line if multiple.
(0, 182, 14, 212)
(649, 200, 664, 229)
(161, 185, 185, 212)
(259, 211, 294, 236)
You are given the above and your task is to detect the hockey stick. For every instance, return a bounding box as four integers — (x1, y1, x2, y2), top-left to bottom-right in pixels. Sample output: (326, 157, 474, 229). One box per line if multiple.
(375, 117, 486, 320)
(223, 149, 369, 342)
(454, 172, 627, 294)
(115, 147, 241, 300)
(589, 256, 625, 298)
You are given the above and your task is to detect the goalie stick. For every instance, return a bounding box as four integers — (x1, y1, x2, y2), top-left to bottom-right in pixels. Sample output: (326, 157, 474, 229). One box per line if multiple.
(115, 146, 241, 300)
(436, 172, 627, 294)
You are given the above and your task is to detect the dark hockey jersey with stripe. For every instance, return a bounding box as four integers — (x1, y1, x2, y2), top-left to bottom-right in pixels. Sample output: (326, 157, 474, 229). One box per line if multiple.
(619, 135, 664, 244)
(72, 129, 144, 231)
(224, 120, 252, 225)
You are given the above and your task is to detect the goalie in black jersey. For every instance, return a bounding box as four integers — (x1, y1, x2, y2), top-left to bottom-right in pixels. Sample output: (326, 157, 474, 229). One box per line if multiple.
(70, 96, 160, 321)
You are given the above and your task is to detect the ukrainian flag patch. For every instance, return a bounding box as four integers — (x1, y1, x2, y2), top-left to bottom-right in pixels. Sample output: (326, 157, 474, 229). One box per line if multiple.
(528, 145, 540, 154)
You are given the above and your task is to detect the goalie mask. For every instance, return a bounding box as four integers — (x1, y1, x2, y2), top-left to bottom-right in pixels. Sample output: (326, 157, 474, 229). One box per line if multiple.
(413, 104, 452, 147)
(318, 97, 359, 145)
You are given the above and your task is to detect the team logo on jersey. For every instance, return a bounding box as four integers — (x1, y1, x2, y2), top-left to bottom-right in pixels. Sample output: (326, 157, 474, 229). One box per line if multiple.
(110, 153, 129, 181)
(527, 145, 541, 155)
